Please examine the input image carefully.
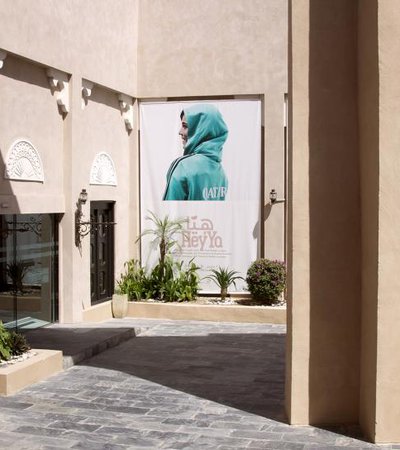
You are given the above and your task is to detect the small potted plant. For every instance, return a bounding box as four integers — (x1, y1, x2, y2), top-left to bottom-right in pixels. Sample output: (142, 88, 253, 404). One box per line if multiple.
(111, 290, 129, 319)
(205, 267, 243, 301)
(113, 259, 151, 318)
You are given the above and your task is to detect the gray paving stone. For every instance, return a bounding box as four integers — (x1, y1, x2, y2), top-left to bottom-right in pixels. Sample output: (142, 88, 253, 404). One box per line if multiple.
(231, 428, 285, 441)
(248, 442, 305, 449)
(177, 425, 232, 438)
(71, 441, 132, 450)
(0, 318, 394, 449)
(191, 434, 253, 448)
(12, 434, 79, 449)
(0, 399, 33, 410)
(47, 420, 101, 432)
(162, 417, 210, 427)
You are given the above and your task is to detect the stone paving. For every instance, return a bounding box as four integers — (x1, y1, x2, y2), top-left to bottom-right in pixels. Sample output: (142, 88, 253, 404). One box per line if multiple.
(0, 318, 398, 449)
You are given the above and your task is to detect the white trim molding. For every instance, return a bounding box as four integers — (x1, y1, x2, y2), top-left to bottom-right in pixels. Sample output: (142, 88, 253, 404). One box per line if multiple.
(82, 80, 94, 109)
(0, 50, 7, 69)
(46, 68, 69, 114)
(118, 93, 134, 131)
(90, 152, 117, 186)
(5, 139, 44, 182)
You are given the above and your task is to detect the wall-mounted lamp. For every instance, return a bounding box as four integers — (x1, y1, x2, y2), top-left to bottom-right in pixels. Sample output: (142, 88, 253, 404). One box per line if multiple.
(269, 189, 277, 203)
(269, 189, 285, 205)
(78, 188, 88, 206)
(75, 188, 116, 247)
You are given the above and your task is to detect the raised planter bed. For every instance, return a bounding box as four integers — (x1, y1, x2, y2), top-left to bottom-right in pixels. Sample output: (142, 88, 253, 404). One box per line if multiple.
(127, 301, 286, 324)
(83, 298, 286, 324)
(0, 349, 63, 396)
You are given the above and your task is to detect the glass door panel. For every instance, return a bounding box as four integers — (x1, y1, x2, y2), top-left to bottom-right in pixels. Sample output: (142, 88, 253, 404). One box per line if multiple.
(0, 214, 58, 330)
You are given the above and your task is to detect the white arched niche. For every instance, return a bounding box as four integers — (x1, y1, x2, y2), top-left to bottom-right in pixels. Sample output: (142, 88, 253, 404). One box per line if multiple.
(4, 139, 44, 182)
(89, 152, 117, 186)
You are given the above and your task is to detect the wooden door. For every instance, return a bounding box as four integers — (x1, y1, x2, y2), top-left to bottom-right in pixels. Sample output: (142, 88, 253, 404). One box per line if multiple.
(90, 202, 114, 305)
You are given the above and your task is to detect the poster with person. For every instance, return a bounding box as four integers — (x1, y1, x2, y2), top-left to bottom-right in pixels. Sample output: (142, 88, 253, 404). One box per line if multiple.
(139, 99, 261, 292)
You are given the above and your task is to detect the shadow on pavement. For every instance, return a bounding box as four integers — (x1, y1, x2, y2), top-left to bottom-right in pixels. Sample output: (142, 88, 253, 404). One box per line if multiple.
(23, 326, 137, 367)
(83, 332, 287, 422)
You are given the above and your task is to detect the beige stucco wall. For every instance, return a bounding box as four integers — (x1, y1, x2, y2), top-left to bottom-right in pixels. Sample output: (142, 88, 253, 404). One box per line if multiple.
(0, 0, 140, 323)
(137, 0, 288, 261)
(71, 84, 137, 319)
(0, 0, 138, 95)
(59, 78, 139, 323)
(0, 1, 287, 323)
(0, 55, 64, 214)
(1, 0, 399, 444)
(137, 0, 286, 98)
(289, 0, 400, 443)
(358, 0, 400, 443)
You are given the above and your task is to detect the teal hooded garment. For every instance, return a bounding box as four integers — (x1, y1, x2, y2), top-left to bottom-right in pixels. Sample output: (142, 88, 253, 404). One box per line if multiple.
(163, 104, 229, 201)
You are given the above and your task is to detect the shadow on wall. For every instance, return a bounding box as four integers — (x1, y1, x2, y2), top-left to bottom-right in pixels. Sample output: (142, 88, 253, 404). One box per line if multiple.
(308, 0, 361, 425)
(0, 54, 50, 89)
(0, 144, 17, 219)
(85, 82, 133, 136)
(90, 84, 122, 111)
(0, 145, 15, 203)
(0, 54, 49, 213)
(0, 58, 17, 207)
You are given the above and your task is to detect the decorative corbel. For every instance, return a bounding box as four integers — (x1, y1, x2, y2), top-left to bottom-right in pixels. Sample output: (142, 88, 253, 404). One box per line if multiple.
(118, 93, 134, 132)
(0, 50, 7, 69)
(46, 68, 70, 115)
(81, 80, 94, 109)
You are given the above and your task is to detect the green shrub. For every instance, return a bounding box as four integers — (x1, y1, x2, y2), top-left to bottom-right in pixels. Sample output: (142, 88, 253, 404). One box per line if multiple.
(0, 322, 31, 361)
(115, 257, 200, 303)
(246, 259, 286, 305)
(0, 322, 11, 361)
(8, 331, 31, 356)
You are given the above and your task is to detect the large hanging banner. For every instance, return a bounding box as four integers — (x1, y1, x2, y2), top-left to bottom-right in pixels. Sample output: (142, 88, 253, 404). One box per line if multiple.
(139, 99, 261, 292)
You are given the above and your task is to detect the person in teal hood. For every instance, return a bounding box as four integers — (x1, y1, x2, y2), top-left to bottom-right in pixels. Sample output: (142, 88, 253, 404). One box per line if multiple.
(163, 104, 229, 201)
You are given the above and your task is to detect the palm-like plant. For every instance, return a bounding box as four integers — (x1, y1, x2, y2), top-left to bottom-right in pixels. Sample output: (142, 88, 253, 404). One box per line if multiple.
(205, 267, 244, 301)
(5, 261, 29, 294)
(137, 211, 188, 269)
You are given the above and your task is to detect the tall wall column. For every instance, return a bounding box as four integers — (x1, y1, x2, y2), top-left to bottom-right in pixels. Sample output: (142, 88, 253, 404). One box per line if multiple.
(359, 0, 400, 442)
(59, 73, 85, 323)
(287, 0, 361, 425)
(285, 0, 311, 424)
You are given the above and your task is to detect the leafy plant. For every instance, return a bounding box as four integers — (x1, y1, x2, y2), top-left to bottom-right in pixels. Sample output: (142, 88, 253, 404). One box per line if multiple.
(145, 257, 200, 302)
(130, 211, 199, 302)
(115, 256, 200, 303)
(0, 322, 12, 361)
(171, 259, 200, 302)
(115, 259, 147, 301)
(8, 331, 31, 356)
(137, 211, 187, 269)
(246, 259, 286, 305)
(205, 267, 244, 300)
(0, 322, 30, 361)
